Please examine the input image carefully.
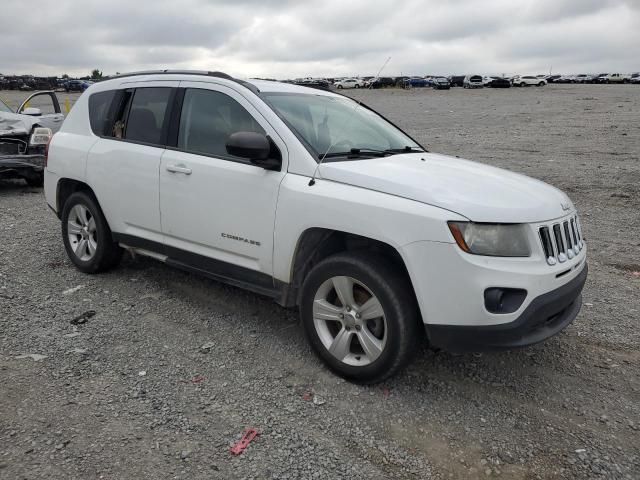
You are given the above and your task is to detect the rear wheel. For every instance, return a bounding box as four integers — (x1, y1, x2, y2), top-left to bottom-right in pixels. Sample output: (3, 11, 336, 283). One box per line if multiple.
(300, 252, 420, 383)
(61, 191, 122, 273)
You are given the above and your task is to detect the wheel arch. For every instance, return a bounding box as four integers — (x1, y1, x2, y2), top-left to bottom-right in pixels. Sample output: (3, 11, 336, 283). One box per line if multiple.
(282, 228, 421, 316)
(55, 178, 96, 218)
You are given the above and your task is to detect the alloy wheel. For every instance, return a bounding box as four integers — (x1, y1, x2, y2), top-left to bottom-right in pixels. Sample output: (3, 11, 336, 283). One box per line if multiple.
(67, 204, 98, 261)
(312, 276, 387, 366)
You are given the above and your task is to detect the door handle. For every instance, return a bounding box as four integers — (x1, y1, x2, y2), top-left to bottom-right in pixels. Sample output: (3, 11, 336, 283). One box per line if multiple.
(166, 164, 192, 175)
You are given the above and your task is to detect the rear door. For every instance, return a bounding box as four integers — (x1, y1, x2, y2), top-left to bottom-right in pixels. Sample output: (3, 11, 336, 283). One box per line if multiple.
(86, 82, 177, 244)
(159, 82, 287, 283)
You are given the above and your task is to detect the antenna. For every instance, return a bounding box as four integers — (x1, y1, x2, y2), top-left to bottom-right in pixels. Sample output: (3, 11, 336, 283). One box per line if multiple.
(308, 100, 362, 186)
(369, 56, 391, 90)
(309, 57, 392, 186)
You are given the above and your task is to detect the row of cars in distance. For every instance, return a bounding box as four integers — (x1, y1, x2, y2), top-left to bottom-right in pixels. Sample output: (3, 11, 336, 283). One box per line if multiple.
(332, 76, 452, 89)
(550, 73, 639, 84)
(0, 75, 95, 92)
(291, 72, 640, 91)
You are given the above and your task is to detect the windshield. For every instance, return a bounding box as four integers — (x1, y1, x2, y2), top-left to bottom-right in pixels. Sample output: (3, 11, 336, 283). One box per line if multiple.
(0, 97, 12, 113)
(262, 93, 421, 160)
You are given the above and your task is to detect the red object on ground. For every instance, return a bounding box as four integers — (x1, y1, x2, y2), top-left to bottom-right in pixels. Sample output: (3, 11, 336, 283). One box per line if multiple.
(230, 428, 259, 455)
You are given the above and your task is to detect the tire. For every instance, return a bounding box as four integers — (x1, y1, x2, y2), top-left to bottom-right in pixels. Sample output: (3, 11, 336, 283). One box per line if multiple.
(61, 191, 122, 273)
(337, 85, 343, 89)
(520, 82, 526, 87)
(300, 252, 421, 383)
(538, 82, 544, 86)
(354, 84, 360, 89)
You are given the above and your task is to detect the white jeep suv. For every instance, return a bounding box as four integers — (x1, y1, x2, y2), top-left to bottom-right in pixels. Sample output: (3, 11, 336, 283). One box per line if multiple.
(44, 71, 587, 383)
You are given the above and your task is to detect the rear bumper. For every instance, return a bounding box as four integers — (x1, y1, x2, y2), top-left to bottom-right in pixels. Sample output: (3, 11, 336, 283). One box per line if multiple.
(426, 263, 587, 353)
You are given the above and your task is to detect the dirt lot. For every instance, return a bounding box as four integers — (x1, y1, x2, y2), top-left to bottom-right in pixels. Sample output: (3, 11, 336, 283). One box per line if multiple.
(1, 84, 639, 479)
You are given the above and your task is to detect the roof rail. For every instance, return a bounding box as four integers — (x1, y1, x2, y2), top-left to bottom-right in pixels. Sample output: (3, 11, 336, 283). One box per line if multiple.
(106, 70, 260, 95)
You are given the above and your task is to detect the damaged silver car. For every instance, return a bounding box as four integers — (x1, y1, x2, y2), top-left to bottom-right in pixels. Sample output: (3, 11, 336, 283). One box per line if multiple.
(0, 91, 63, 186)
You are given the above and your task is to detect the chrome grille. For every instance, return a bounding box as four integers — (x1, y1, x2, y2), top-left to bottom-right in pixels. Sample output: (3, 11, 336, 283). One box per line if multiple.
(538, 215, 584, 265)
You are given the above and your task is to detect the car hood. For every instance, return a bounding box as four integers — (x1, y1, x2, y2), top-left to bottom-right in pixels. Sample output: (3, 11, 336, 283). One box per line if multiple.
(0, 112, 36, 137)
(319, 152, 572, 223)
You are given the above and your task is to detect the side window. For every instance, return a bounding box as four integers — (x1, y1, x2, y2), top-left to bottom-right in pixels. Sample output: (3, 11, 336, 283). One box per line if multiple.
(177, 89, 265, 159)
(123, 88, 172, 145)
(88, 90, 116, 136)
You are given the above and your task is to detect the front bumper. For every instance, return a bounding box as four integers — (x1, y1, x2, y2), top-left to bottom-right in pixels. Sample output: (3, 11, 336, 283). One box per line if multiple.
(0, 154, 45, 171)
(0, 155, 45, 180)
(426, 263, 587, 352)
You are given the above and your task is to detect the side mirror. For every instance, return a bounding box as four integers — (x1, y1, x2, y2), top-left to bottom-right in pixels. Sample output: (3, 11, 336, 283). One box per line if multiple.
(21, 107, 42, 116)
(226, 132, 281, 171)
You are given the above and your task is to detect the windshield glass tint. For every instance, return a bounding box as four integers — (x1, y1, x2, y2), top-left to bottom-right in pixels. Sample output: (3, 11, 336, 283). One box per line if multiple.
(263, 93, 419, 159)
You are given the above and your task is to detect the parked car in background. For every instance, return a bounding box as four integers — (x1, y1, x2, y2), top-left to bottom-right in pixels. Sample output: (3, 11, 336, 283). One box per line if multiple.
(402, 77, 430, 88)
(289, 78, 331, 91)
(431, 77, 451, 89)
(544, 75, 562, 83)
(512, 75, 547, 87)
(604, 73, 630, 84)
(449, 75, 465, 87)
(630, 73, 640, 84)
(393, 76, 409, 87)
(483, 76, 511, 88)
(463, 75, 483, 88)
(43, 70, 587, 382)
(592, 74, 609, 84)
(334, 78, 363, 89)
(554, 75, 574, 84)
(369, 77, 395, 89)
(573, 74, 594, 84)
(65, 79, 93, 92)
(0, 91, 62, 186)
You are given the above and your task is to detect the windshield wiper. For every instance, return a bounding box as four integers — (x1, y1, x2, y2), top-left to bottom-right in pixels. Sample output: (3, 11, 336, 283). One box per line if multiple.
(384, 146, 425, 154)
(319, 146, 424, 159)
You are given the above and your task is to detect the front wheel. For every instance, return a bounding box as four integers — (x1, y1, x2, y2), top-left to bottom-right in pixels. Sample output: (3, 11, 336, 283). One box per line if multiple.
(61, 191, 122, 273)
(337, 85, 343, 89)
(300, 252, 420, 383)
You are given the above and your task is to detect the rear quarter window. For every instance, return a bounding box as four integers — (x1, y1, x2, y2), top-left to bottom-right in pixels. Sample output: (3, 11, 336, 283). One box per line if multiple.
(88, 90, 117, 136)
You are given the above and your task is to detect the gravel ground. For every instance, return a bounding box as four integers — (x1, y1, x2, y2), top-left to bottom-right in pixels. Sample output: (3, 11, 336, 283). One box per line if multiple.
(1, 85, 639, 479)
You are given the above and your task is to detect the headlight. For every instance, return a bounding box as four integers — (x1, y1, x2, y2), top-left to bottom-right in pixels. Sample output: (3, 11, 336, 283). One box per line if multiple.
(448, 222, 531, 257)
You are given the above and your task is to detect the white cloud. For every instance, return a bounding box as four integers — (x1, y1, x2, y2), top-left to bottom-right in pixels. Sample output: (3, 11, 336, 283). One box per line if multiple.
(0, 0, 638, 78)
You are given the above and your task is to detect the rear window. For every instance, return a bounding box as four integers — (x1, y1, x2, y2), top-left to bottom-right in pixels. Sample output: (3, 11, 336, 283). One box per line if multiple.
(124, 88, 172, 145)
(88, 90, 116, 136)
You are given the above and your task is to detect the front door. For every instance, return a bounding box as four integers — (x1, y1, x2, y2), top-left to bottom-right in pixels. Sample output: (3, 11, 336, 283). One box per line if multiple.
(159, 83, 287, 283)
(17, 91, 65, 132)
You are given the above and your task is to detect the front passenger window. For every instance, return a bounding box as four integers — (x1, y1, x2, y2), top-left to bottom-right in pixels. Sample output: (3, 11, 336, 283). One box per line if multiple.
(177, 89, 265, 159)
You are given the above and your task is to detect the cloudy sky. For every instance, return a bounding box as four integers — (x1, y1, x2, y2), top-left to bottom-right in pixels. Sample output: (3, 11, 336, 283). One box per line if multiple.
(2, 0, 639, 78)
